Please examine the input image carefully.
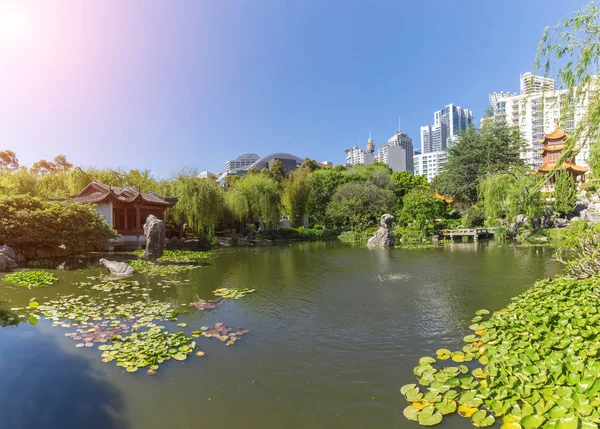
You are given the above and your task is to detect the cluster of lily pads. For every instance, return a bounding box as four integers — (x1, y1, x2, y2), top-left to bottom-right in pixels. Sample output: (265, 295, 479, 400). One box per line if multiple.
(190, 298, 221, 311)
(3, 270, 58, 288)
(213, 288, 256, 299)
(126, 259, 197, 276)
(194, 323, 249, 346)
(401, 277, 600, 428)
(99, 327, 196, 374)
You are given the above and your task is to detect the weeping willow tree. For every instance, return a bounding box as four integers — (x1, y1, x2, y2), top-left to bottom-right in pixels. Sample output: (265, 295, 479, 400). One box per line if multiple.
(226, 174, 281, 231)
(282, 168, 311, 227)
(169, 172, 225, 237)
(480, 172, 545, 227)
(535, 2, 600, 176)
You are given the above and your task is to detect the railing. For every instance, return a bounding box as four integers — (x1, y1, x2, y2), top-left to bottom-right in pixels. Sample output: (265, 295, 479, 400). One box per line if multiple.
(440, 228, 496, 238)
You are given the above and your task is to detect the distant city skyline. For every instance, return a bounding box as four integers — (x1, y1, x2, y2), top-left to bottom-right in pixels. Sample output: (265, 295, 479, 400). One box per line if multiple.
(2, 0, 588, 177)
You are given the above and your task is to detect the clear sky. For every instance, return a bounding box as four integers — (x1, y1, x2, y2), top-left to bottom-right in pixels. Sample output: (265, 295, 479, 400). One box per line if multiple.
(0, 0, 590, 177)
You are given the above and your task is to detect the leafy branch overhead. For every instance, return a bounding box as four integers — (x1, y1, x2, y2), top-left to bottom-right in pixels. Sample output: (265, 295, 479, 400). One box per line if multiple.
(535, 2, 600, 174)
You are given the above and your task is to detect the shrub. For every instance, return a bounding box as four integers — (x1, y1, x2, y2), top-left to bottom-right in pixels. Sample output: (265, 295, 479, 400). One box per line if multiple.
(494, 226, 509, 242)
(279, 228, 339, 241)
(338, 228, 377, 243)
(580, 182, 597, 192)
(464, 205, 485, 228)
(0, 195, 117, 254)
(555, 222, 600, 278)
(228, 236, 238, 247)
(553, 171, 577, 216)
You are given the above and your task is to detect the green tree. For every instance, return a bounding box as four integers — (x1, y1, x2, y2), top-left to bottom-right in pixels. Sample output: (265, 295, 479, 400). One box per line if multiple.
(435, 122, 524, 203)
(307, 168, 347, 226)
(398, 188, 445, 229)
(0, 195, 117, 254)
(554, 171, 577, 216)
(282, 168, 311, 227)
(269, 159, 287, 183)
(0, 150, 19, 170)
(536, 2, 600, 174)
(227, 174, 281, 229)
(170, 171, 225, 237)
(300, 158, 321, 172)
(390, 171, 430, 206)
(480, 172, 545, 226)
(326, 182, 395, 230)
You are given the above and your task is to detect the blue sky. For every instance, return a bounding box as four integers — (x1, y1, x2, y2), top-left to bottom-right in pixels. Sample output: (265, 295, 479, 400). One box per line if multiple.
(1, 0, 590, 177)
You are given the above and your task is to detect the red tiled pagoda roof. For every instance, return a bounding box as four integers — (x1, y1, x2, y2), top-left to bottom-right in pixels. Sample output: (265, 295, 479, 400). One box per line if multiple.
(69, 180, 177, 206)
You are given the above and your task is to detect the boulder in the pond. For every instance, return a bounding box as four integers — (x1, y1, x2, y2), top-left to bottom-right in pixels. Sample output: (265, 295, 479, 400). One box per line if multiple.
(367, 214, 395, 247)
(141, 215, 166, 261)
(99, 258, 135, 276)
(0, 254, 17, 271)
(0, 245, 17, 261)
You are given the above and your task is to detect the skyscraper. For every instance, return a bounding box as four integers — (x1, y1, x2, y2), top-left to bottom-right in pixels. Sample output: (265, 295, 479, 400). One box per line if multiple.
(487, 72, 597, 167)
(434, 104, 473, 139)
(379, 130, 414, 172)
(420, 123, 448, 153)
(421, 104, 472, 153)
(345, 136, 375, 166)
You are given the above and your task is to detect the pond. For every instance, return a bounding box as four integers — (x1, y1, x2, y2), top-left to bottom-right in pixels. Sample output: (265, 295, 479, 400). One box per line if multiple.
(0, 241, 559, 429)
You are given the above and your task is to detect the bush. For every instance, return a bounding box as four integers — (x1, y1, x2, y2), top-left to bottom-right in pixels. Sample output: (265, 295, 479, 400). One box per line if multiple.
(196, 233, 218, 249)
(228, 236, 238, 247)
(278, 228, 339, 241)
(394, 225, 431, 243)
(0, 195, 117, 254)
(553, 171, 577, 216)
(494, 226, 509, 242)
(464, 205, 485, 228)
(338, 228, 377, 243)
(580, 182, 597, 193)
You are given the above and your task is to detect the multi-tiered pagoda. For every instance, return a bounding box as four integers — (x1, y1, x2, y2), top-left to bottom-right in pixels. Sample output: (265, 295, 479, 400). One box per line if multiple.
(534, 126, 588, 188)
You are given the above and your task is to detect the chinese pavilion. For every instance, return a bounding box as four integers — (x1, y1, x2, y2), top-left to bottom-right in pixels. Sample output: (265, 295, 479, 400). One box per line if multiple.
(434, 190, 454, 205)
(534, 126, 588, 188)
(69, 180, 177, 239)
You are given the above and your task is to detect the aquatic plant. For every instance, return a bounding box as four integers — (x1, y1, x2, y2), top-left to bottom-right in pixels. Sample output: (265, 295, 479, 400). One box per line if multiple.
(133, 249, 213, 264)
(195, 323, 249, 346)
(213, 287, 256, 299)
(494, 226, 509, 242)
(401, 277, 600, 427)
(190, 298, 221, 311)
(2, 270, 57, 288)
(127, 259, 196, 276)
(99, 327, 196, 373)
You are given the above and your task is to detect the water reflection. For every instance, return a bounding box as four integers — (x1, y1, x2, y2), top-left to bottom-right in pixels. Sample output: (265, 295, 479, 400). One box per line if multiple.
(0, 241, 561, 429)
(0, 324, 129, 429)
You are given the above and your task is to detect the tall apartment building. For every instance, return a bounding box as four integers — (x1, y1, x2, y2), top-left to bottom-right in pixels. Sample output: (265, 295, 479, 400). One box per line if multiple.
(434, 104, 473, 139)
(414, 151, 448, 182)
(225, 153, 261, 172)
(420, 123, 448, 153)
(378, 130, 414, 172)
(488, 72, 595, 167)
(346, 135, 376, 166)
(345, 148, 374, 166)
(420, 104, 472, 154)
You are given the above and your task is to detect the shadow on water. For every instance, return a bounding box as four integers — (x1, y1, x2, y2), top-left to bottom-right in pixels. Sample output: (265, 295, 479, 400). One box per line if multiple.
(0, 324, 129, 429)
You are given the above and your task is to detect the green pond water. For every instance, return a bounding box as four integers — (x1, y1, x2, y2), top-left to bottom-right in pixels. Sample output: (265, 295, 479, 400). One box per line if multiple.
(0, 241, 560, 429)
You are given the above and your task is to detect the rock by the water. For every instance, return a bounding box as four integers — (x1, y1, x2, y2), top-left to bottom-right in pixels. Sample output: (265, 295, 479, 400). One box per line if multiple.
(0, 246, 18, 271)
(367, 214, 395, 247)
(99, 258, 135, 276)
(141, 215, 166, 261)
(0, 245, 17, 261)
(0, 254, 17, 271)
